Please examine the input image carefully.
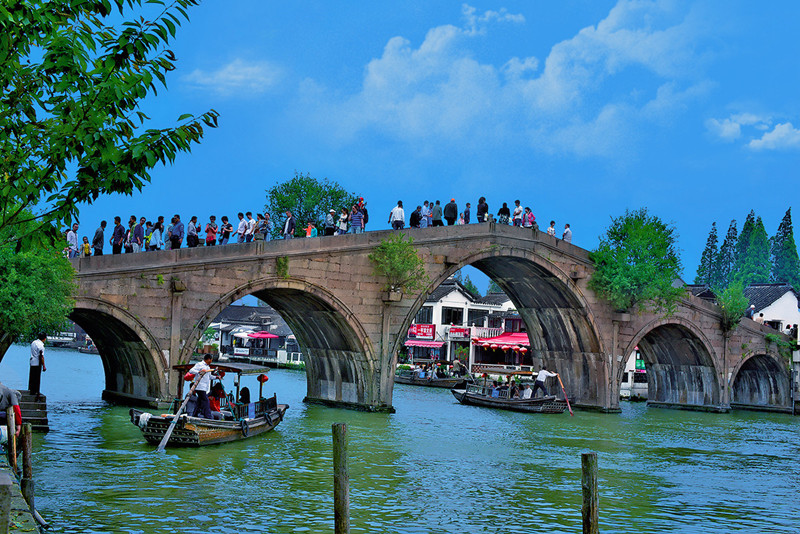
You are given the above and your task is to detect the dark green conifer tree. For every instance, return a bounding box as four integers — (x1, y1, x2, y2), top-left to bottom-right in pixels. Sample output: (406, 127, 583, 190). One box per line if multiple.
(734, 216, 771, 286)
(732, 211, 756, 284)
(714, 220, 738, 289)
(695, 222, 718, 285)
(770, 208, 800, 287)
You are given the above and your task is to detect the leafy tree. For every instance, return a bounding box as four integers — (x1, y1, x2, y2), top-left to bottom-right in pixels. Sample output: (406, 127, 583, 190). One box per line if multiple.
(368, 233, 428, 293)
(265, 172, 358, 238)
(487, 280, 503, 294)
(0, 0, 218, 250)
(770, 208, 800, 287)
(462, 275, 480, 297)
(714, 220, 738, 289)
(588, 208, 683, 313)
(695, 222, 718, 285)
(733, 212, 770, 286)
(716, 281, 749, 334)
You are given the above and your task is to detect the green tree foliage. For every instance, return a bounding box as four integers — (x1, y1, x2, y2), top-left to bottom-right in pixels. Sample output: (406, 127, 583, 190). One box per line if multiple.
(487, 279, 503, 294)
(714, 220, 738, 289)
(453, 269, 481, 296)
(770, 208, 800, 287)
(265, 172, 358, 238)
(368, 233, 428, 293)
(0, 0, 218, 249)
(588, 208, 684, 313)
(695, 222, 718, 285)
(715, 281, 749, 334)
(733, 213, 771, 286)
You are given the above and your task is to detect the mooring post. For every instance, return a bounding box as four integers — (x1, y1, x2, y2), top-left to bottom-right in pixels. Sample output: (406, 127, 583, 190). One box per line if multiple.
(332, 422, 349, 534)
(4, 410, 15, 474)
(0, 471, 11, 534)
(581, 452, 599, 534)
(20, 424, 34, 510)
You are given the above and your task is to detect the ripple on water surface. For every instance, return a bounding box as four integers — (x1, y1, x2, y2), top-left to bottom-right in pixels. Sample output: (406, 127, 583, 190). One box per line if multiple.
(1, 346, 798, 533)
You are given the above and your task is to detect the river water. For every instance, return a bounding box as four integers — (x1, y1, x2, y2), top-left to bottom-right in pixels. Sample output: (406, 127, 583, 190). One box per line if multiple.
(1, 345, 798, 533)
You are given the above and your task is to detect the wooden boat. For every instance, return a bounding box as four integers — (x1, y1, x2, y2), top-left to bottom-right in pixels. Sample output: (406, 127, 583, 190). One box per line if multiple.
(394, 369, 472, 389)
(451, 383, 567, 414)
(129, 362, 288, 447)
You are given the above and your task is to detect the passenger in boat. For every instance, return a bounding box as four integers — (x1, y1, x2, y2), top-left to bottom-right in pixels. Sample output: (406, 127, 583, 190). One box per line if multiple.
(532, 367, 558, 398)
(189, 354, 215, 419)
(490, 380, 500, 397)
(209, 382, 226, 420)
(509, 381, 520, 399)
(239, 387, 251, 405)
(521, 384, 533, 399)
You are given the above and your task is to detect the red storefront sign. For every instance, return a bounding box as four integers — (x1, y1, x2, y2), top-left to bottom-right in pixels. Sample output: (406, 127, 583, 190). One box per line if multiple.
(408, 323, 435, 339)
(448, 327, 470, 339)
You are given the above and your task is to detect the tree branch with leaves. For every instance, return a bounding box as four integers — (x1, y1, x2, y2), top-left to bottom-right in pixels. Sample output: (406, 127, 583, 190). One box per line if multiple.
(368, 233, 429, 293)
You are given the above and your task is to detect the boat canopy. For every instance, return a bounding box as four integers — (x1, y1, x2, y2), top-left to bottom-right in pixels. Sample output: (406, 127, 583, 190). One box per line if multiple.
(172, 362, 271, 375)
(471, 332, 530, 347)
(404, 340, 445, 348)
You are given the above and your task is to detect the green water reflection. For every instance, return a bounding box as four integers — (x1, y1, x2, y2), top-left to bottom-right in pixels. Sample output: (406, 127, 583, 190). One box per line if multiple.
(1, 347, 798, 533)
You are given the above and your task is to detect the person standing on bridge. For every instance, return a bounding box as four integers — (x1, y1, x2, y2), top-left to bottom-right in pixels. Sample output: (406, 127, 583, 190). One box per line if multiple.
(171, 214, 184, 250)
(66, 223, 79, 258)
(324, 209, 336, 236)
(444, 198, 458, 225)
(283, 210, 296, 239)
(236, 212, 246, 243)
(389, 201, 405, 230)
(350, 205, 364, 234)
(431, 200, 444, 227)
(245, 212, 256, 242)
(512, 200, 523, 226)
(29, 333, 47, 400)
(205, 216, 218, 246)
(562, 224, 572, 243)
(532, 366, 558, 398)
(219, 216, 233, 245)
(463, 202, 471, 224)
(410, 206, 422, 228)
(92, 220, 106, 256)
(110, 216, 125, 254)
(476, 197, 488, 223)
(547, 221, 556, 237)
(420, 201, 430, 228)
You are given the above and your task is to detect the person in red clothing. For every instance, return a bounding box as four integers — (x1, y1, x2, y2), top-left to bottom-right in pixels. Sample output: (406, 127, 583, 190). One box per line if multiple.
(209, 381, 226, 420)
(0, 381, 23, 437)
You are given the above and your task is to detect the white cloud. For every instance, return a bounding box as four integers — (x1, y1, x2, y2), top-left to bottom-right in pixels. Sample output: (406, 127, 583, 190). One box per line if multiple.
(706, 112, 772, 140)
(748, 123, 800, 151)
(183, 59, 282, 96)
(298, 1, 711, 157)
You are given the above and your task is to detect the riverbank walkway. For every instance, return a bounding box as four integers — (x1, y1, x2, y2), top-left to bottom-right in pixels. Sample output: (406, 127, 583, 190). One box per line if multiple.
(0, 460, 38, 533)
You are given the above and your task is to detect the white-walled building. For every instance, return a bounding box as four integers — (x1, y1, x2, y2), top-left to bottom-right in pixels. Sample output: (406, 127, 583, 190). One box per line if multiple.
(689, 282, 800, 333)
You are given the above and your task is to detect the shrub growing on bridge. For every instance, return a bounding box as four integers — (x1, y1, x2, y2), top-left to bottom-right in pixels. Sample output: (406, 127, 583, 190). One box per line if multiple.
(589, 208, 684, 314)
(369, 233, 428, 293)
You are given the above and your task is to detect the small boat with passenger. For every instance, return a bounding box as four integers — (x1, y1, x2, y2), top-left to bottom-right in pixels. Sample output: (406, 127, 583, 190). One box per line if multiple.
(451, 382, 568, 414)
(129, 362, 288, 447)
(394, 361, 474, 389)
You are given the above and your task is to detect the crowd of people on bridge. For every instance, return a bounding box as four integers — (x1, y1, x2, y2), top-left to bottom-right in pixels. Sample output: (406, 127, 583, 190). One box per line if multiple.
(63, 195, 572, 258)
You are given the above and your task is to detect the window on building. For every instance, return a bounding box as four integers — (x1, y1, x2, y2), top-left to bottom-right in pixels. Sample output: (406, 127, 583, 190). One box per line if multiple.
(415, 306, 433, 324)
(505, 318, 524, 332)
(441, 307, 464, 325)
(488, 316, 503, 329)
(468, 309, 489, 326)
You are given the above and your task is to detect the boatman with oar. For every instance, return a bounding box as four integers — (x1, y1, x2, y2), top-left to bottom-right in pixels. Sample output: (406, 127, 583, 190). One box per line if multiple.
(189, 354, 216, 419)
(532, 366, 558, 398)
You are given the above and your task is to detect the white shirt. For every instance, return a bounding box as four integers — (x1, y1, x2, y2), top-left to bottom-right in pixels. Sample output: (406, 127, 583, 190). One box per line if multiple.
(390, 206, 404, 222)
(246, 218, 256, 236)
(237, 218, 247, 236)
(30, 339, 45, 366)
(513, 206, 523, 221)
(522, 387, 532, 399)
(189, 361, 212, 392)
(67, 230, 79, 250)
(535, 370, 557, 382)
(547, 226, 555, 236)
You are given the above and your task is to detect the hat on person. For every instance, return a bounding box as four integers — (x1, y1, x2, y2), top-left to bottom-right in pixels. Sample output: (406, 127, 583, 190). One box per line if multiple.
(451, 198, 455, 201)
(329, 209, 335, 213)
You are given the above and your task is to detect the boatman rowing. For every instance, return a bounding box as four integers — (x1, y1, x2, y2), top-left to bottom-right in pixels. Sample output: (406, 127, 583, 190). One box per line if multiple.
(189, 354, 216, 419)
(532, 366, 558, 398)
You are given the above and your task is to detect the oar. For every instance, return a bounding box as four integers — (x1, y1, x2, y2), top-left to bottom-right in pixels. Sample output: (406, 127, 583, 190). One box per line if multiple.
(156, 372, 205, 452)
(556, 374, 574, 416)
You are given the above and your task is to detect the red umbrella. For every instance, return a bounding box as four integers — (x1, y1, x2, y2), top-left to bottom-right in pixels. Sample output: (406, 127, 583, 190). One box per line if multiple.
(248, 331, 279, 339)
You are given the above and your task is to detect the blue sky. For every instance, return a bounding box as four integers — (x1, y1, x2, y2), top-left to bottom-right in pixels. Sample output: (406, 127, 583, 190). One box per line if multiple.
(74, 0, 800, 291)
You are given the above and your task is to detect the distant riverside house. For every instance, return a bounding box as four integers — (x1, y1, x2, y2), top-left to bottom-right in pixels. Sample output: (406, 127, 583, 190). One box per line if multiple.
(211, 305, 298, 357)
(405, 277, 516, 365)
(687, 283, 800, 333)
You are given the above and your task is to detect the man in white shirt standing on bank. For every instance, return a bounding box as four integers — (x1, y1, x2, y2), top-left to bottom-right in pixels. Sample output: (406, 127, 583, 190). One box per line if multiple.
(532, 366, 558, 398)
(29, 333, 47, 399)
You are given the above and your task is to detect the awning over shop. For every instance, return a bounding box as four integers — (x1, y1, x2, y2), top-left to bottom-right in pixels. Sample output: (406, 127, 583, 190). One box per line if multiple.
(471, 332, 530, 347)
(405, 340, 445, 348)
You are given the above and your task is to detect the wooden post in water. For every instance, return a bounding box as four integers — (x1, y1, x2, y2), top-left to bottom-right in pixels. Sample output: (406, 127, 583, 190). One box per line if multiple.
(4, 410, 15, 474)
(581, 452, 599, 534)
(332, 422, 349, 534)
(20, 424, 34, 510)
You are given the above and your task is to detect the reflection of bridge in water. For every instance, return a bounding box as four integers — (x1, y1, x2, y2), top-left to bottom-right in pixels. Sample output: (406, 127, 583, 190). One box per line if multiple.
(39, 223, 796, 413)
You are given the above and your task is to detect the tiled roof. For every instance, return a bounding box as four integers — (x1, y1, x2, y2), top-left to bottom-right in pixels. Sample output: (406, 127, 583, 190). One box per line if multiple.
(214, 305, 293, 336)
(743, 283, 799, 312)
(478, 292, 511, 306)
(425, 278, 482, 303)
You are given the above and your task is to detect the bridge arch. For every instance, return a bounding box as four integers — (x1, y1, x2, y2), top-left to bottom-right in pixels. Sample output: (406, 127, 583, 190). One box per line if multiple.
(395, 247, 606, 406)
(729, 353, 791, 411)
(620, 318, 723, 410)
(186, 277, 379, 409)
(70, 297, 167, 406)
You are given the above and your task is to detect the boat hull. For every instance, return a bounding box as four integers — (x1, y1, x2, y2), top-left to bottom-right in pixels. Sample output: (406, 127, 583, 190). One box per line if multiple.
(394, 374, 468, 389)
(451, 389, 567, 414)
(130, 405, 288, 447)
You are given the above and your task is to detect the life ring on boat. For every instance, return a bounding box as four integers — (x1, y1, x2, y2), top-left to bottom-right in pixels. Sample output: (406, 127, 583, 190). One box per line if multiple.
(240, 419, 249, 437)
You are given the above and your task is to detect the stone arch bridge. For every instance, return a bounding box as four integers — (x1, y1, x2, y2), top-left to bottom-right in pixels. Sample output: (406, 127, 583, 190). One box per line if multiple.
(49, 223, 795, 413)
